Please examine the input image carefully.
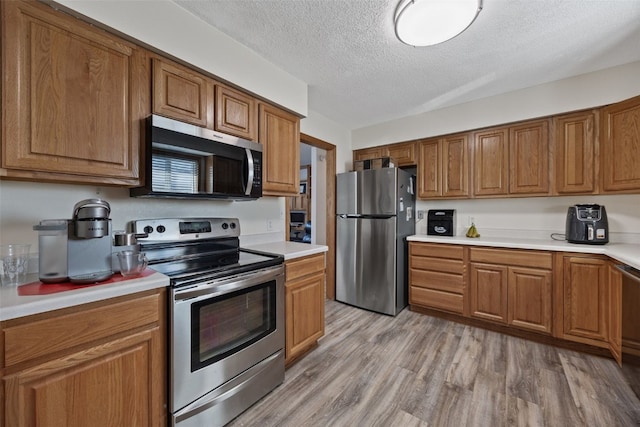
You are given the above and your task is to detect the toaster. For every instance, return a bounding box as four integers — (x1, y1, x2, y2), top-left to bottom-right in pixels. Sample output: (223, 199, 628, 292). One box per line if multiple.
(565, 204, 609, 245)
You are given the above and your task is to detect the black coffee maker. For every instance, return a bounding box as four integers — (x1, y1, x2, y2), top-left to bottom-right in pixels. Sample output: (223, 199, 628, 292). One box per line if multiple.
(566, 204, 609, 245)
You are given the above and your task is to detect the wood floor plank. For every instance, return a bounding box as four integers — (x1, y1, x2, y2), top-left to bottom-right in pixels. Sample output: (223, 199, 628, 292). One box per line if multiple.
(505, 395, 543, 427)
(505, 336, 540, 405)
(228, 300, 640, 427)
(445, 327, 485, 390)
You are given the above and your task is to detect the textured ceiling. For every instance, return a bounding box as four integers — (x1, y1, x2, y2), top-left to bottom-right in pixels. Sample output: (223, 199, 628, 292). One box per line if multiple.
(172, 0, 640, 131)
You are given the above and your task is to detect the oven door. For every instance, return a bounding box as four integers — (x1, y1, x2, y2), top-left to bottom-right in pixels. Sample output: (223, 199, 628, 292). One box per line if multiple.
(171, 264, 285, 414)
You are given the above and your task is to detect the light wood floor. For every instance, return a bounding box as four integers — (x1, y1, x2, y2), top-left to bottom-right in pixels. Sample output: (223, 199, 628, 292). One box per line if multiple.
(229, 300, 640, 426)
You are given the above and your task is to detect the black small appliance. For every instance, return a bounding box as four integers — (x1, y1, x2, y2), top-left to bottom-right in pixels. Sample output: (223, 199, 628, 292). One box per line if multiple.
(427, 209, 456, 236)
(565, 204, 609, 245)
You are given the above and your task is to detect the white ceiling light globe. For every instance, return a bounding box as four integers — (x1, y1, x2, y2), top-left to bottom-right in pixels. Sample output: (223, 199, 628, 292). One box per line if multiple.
(395, 0, 483, 47)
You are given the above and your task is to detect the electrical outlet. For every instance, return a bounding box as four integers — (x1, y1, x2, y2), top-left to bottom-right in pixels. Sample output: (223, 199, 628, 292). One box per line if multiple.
(266, 219, 274, 231)
(417, 210, 424, 220)
(468, 216, 475, 226)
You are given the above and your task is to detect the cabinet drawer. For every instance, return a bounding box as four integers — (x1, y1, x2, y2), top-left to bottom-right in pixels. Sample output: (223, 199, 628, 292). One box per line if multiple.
(285, 253, 325, 282)
(470, 247, 552, 269)
(411, 257, 464, 275)
(411, 286, 464, 314)
(410, 243, 463, 260)
(410, 269, 464, 294)
(3, 292, 161, 368)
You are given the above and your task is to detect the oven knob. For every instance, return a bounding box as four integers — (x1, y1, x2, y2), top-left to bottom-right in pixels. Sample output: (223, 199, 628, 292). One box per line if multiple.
(221, 222, 229, 230)
(230, 222, 236, 229)
(157, 225, 166, 233)
(144, 226, 153, 234)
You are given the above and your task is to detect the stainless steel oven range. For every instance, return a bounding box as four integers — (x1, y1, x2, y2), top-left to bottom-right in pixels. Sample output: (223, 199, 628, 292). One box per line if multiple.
(130, 217, 285, 427)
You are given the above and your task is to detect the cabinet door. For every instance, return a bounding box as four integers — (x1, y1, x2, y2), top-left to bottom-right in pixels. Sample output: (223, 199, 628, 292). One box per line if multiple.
(353, 147, 384, 162)
(285, 271, 325, 363)
(622, 270, 640, 356)
(553, 111, 596, 194)
(608, 264, 622, 365)
(509, 120, 550, 195)
(508, 267, 552, 334)
(442, 133, 470, 197)
(601, 95, 640, 192)
(417, 138, 441, 198)
(152, 57, 212, 127)
(469, 263, 508, 323)
(387, 141, 417, 166)
(2, 0, 147, 185)
(562, 256, 608, 343)
(4, 328, 161, 427)
(259, 103, 300, 196)
(473, 128, 509, 196)
(215, 84, 258, 141)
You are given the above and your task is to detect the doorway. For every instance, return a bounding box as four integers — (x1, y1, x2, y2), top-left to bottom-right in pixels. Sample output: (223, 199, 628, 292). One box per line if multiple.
(286, 134, 336, 300)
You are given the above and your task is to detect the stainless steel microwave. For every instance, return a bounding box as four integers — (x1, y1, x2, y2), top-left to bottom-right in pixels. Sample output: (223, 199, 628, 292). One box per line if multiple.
(131, 115, 262, 200)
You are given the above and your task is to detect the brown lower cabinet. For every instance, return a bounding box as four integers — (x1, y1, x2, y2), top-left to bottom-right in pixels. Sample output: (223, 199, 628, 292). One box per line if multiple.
(285, 253, 326, 366)
(622, 273, 640, 356)
(469, 248, 553, 334)
(409, 242, 623, 364)
(555, 254, 622, 363)
(0, 288, 167, 427)
(409, 243, 466, 315)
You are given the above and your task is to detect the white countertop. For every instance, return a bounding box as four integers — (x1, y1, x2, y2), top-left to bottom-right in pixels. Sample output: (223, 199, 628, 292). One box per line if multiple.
(407, 234, 640, 270)
(244, 241, 328, 260)
(0, 240, 326, 322)
(0, 270, 169, 322)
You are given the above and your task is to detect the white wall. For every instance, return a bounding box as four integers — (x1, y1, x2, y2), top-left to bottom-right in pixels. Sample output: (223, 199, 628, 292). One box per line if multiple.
(415, 194, 640, 243)
(0, 181, 284, 248)
(0, 3, 351, 254)
(353, 61, 640, 148)
(4, 2, 639, 251)
(351, 61, 640, 239)
(301, 110, 352, 174)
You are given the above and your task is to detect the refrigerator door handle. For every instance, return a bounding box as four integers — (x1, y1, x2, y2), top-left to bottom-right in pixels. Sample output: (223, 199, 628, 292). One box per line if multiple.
(338, 214, 394, 219)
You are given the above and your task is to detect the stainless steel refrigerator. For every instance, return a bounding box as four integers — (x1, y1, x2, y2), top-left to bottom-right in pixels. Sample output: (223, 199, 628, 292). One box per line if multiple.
(336, 168, 415, 316)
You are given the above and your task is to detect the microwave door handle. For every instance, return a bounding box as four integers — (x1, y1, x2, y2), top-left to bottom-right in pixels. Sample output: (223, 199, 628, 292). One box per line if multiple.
(245, 148, 254, 196)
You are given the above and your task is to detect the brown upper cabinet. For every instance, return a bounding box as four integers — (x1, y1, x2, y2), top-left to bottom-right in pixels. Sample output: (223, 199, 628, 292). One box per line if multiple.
(601, 95, 640, 192)
(259, 103, 300, 196)
(553, 110, 597, 194)
(418, 133, 470, 198)
(353, 147, 384, 162)
(214, 84, 258, 141)
(353, 141, 417, 167)
(386, 141, 417, 166)
(358, 96, 640, 200)
(473, 119, 550, 197)
(509, 120, 550, 195)
(473, 127, 509, 196)
(152, 57, 213, 128)
(152, 58, 259, 141)
(1, 0, 148, 186)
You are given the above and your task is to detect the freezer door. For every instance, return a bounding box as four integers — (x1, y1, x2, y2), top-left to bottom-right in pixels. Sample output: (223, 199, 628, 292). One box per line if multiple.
(336, 171, 358, 215)
(336, 169, 397, 215)
(336, 215, 397, 315)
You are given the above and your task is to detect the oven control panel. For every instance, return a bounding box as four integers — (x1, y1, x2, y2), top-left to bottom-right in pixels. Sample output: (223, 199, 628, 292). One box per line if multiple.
(130, 217, 240, 241)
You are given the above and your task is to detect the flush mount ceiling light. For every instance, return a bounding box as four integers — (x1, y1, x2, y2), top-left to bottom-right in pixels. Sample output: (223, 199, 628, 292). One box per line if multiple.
(394, 0, 483, 47)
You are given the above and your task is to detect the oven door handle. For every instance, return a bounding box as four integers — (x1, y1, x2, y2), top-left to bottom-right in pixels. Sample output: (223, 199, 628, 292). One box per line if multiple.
(173, 265, 284, 302)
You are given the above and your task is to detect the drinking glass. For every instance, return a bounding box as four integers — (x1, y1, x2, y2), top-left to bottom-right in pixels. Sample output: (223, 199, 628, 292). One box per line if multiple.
(117, 250, 148, 277)
(1, 244, 31, 287)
